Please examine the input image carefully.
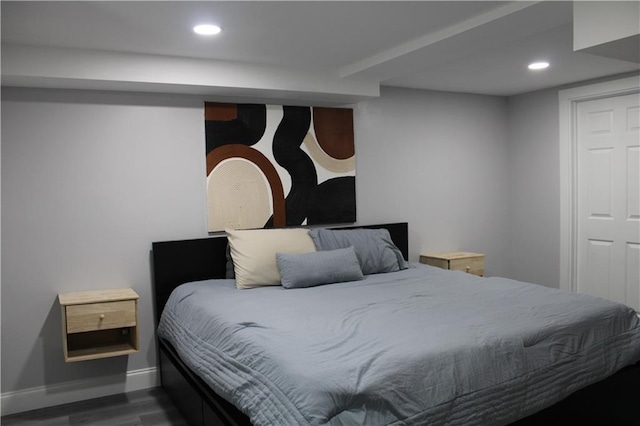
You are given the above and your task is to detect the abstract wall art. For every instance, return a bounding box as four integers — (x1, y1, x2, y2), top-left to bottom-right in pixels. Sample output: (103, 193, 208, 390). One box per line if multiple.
(205, 102, 356, 232)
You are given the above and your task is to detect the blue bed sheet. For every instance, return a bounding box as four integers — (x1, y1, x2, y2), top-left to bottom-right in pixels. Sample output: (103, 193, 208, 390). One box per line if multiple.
(157, 264, 640, 425)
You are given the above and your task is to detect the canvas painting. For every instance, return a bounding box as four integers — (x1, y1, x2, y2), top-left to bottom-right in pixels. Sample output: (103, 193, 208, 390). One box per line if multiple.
(205, 102, 356, 232)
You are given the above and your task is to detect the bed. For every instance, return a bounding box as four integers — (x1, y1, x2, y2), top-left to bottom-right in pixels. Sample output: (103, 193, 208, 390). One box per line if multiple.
(152, 222, 640, 425)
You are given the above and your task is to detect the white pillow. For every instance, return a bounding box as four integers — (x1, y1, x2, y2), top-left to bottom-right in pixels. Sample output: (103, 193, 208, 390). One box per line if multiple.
(226, 228, 316, 289)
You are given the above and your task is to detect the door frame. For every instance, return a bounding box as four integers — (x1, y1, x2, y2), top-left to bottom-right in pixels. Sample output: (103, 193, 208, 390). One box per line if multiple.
(559, 75, 640, 292)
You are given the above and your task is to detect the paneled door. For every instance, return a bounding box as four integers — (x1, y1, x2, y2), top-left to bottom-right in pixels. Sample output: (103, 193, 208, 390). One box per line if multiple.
(576, 93, 640, 310)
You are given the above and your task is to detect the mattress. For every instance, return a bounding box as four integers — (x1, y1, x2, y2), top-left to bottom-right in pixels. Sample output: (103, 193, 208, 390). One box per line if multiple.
(157, 263, 640, 426)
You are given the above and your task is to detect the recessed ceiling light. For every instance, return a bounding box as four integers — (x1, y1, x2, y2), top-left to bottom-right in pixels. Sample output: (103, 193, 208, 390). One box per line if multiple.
(528, 61, 549, 70)
(193, 24, 221, 36)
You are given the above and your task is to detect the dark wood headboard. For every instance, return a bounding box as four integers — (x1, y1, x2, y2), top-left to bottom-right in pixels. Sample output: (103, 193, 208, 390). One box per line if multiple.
(151, 222, 408, 324)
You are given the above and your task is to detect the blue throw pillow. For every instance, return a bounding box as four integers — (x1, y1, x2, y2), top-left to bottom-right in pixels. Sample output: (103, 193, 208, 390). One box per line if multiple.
(308, 228, 408, 275)
(276, 246, 364, 289)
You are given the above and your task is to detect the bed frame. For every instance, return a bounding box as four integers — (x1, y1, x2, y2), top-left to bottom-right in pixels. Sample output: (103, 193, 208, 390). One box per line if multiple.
(151, 222, 639, 426)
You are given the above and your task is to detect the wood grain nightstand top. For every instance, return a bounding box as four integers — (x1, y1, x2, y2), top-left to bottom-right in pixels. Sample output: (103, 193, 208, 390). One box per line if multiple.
(58, 288, 139, 306)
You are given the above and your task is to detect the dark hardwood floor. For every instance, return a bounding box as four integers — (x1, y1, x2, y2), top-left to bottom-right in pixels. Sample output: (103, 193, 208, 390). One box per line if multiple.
(1, 387, 188, 426)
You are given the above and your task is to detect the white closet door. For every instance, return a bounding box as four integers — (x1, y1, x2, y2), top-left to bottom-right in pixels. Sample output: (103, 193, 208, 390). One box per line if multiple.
(576, 92, 640, 310)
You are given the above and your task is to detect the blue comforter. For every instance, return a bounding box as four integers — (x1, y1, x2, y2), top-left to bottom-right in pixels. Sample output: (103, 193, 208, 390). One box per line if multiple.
(157, 264, 640, 425)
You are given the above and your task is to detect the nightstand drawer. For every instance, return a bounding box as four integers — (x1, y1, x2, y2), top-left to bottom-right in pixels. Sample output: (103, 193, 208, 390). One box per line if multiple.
(66, 300, 136, 333)
(449, 257, 484, 276)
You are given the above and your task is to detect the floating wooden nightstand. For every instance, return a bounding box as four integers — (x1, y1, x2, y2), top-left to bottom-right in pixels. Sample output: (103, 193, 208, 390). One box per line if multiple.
(58, 288, 139, 362)
(420, 252, 485, 276)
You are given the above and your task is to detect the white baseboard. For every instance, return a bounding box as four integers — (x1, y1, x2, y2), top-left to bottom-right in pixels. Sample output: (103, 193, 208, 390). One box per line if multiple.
(1, 367, 159, 417)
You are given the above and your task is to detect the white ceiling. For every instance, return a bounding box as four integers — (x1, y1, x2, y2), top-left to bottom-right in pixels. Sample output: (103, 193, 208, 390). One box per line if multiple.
(2, 1, 639, 102)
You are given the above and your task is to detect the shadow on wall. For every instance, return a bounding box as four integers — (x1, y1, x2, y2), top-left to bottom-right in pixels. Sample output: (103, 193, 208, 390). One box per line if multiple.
(12, 299, 129, 399)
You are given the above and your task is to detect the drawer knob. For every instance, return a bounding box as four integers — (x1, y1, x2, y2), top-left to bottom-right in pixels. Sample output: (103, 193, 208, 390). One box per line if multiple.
(99, 314, 105, 320)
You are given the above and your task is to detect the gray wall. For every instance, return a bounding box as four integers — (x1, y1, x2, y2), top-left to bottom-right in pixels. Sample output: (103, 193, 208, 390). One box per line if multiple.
(1, 84, 513, 400)
(2, 88, 208, 393)
(506, 89, 561, 287)
(354, 87, 510, 275)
